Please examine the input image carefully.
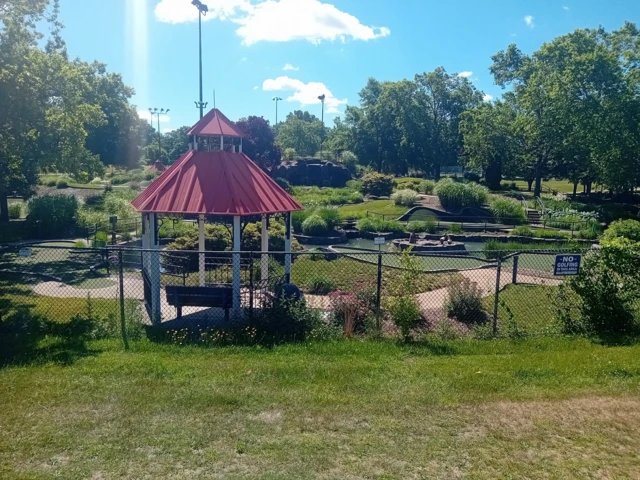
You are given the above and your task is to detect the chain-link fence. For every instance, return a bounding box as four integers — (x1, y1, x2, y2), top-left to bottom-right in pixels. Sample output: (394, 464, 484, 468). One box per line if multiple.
(0, 243, 599, 349)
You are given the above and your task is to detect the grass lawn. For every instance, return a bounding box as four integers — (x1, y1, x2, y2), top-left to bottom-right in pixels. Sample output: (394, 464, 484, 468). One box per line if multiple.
(1, 337, 640, 478)
(483, 284, 560, 336)
(338, 199, 408, 219)
(502, 178, 576, 194)
(291, 255, 461, 294)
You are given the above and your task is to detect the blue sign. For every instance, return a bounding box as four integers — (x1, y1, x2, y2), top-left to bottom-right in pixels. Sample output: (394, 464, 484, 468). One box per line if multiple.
(554, 255, 582, 276)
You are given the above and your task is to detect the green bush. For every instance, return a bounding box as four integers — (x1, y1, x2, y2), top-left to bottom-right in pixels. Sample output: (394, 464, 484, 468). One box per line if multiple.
(27, 194, 78, 237)
(315, 207, 341, 230)
(546, 215, 582, 229)
(293, 186, 363, 207)
(73, 240, 87, 248)
(356, 217, 405, 234)
(405, 219, 436, 234)
(445, 278, 485, 324)
(302, 215, 330, 236)
(447, 224, 463, 234)
(275, 177, 293, 193)
(387, 295, 422, 340)
(45, 180, 57, 187)
(307, 275, 337, 295)
(391, 189, 418, 207)
(555, 240, 640, 335)
(603, 219, 640, 242)
(434, 178, 488, 210)
(8, 203, 22, 219)
(56, 179, 69, 189)
(510, 226, 533, 237)
(490, 198, 526, 224)
(419, 180, 436, 194)
(360, 173, 394, 197)
(92, 231, 109, 247)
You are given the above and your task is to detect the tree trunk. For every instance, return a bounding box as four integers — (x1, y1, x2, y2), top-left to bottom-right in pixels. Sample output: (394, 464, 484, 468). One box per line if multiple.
(533, 160, 543, 198)
(527, 179, 533, 192)
(572, 181, 578, 199)
(485, 161, 502, 191)
(434, 163, 441, 181)
(586, 182, 592, 195)
(0, 190, 8, 223)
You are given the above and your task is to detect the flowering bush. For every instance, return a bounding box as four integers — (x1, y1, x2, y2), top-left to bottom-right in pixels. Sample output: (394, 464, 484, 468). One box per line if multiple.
(328, 290, 369, 337)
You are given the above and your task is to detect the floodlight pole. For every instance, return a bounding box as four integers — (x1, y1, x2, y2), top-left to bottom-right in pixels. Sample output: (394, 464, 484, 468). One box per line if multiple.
(318, 94, 325, 155)
(192, 0, 209, 118)
(273, 96, 282, 129)
(149, 108, 169, 161)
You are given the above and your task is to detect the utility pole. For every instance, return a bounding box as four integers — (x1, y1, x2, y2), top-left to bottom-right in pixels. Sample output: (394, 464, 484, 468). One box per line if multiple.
(272, 96, 282, 129)
(149, 108, 169, 161)
(318, 94, 325, 156)
(192, 0, 208, 118)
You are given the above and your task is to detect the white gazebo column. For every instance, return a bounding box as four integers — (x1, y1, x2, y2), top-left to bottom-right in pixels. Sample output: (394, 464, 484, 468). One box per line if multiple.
(232, 215, 242, 316)
(141, 213, 150, 273)
(149, 213, 162, 324)
(220, 135, 224, 151)
(261, 214, 269, 281)
(239, 138, 243, 153)
(198, 215, 206, 286)
(284, 212, 292, 283)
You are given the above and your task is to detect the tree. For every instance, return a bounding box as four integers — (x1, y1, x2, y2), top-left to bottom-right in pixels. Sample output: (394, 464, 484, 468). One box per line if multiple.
(0, 0, 104, 220)
(161, 126, 190, 164)
(81, 61, 149, 169)
(235, 116, 280, 170)
(460, 101, 516, 190)
(275, 111, 323, 156)
(414, 68, 483, 179)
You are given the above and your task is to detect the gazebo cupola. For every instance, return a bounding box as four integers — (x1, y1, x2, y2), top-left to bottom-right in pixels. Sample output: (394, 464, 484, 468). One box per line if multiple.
(186, 108, 245, 153)
(132, 108, 302, 324)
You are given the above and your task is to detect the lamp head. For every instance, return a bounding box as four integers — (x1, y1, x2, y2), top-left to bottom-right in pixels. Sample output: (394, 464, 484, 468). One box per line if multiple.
(318, 94, 326, 102)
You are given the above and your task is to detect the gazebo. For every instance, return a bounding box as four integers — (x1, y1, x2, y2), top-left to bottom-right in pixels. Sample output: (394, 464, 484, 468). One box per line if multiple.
(132, 108, 303, 323)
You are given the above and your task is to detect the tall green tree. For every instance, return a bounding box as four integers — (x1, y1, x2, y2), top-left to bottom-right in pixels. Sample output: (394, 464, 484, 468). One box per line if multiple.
(460, 100, 516, 190)
(236, 116, 280, 170)
(0, 0, 104, 220)
(275, 110, 324, 156)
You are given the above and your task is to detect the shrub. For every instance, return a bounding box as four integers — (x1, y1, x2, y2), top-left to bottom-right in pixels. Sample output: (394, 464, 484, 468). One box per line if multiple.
(120, 231, 133, 242)
(603, 219, 640, 242)
(510, 226, 533, 237)
(464, 172, 481, 182)
(314, 207, 341, 230)
(27, 194, 78, 237)
(307, 275, 337, 294)
(92, 231, 109, 247)
(405, 219, 436, 234)
(328, 291, 369, 336)
(338, 151, 358, 173)
(360, 173, 394, 197)
(577, 228, 598, 240)
(387, 296, 422, 341)
(556, 240, 640, 335)
(490, 198, 526, 224)
(302, 214, 329, 236)
(546, 214, 582, 229)
(391, 189, 418, 207)
(8, 203, 21, 219)
(45, 180, 57, 187)
(445, 279, 485, 324)
(447, 223, 463, 234)
(434, 178, 488, 210)
(292, 209, 311, 233)
(73, 240, 87, 248)
(419, 180, 436, 195)
(56, 179, 69, 189)
(356, 218, 404, 234)
(275, 177, 293, 193)
(284, 148, 296, 161)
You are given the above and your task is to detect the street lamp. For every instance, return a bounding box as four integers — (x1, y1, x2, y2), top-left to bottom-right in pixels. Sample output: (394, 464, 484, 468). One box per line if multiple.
(318, 94, 325, 155)
(272, 97, 282, 128)
(149, 107, 170, 161)
(192, 0, 208, 119)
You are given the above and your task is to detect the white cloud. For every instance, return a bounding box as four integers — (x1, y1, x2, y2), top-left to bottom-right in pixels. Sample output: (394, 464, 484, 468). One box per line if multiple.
(524, 15, 534, 28)
(483, 94, 493, 102)
(563, 5, 570, 11)
(283, 63, 299, 71)
(137, 110, 170, 123)
(155, 0, 390, 45)
(458, 71, 473, 78)
(262, 76, 347, 113)
(154, 0, 248, 24)
(253, 85, 259, 90)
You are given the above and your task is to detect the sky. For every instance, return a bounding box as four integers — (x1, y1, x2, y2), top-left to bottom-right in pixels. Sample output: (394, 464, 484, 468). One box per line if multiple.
(56, 0, 640, 133)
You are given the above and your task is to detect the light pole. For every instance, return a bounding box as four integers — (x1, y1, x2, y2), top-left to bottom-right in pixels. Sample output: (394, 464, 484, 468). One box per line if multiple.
(318, 94, 325, 156)
(272, 96, 282, 129)
(149, 108, 169, 161)
(192, 0, 208, 119)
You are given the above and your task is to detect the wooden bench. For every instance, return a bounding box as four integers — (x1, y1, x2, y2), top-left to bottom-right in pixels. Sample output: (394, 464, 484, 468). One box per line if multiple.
(165, 285, 234, 320)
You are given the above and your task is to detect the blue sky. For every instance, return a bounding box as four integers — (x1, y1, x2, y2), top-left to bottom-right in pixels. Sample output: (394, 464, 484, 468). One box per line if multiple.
(57, 0, 639, 132)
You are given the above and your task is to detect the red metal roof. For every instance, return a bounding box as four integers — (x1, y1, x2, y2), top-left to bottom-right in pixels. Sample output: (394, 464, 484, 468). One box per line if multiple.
(186, 108, 245, 138)
(131, 150, 303, 216)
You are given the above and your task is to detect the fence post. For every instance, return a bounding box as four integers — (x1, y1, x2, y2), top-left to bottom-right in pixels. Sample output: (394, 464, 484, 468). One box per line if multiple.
(571, 222, 575, 238)
(512, 255, 519, 284)
(492, 255, 502, 336)
(249, 252, 254, 315)
(375, 252, 383, 313)
(118, 249, 129, 351)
